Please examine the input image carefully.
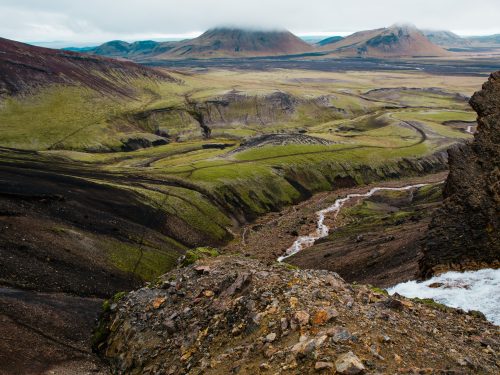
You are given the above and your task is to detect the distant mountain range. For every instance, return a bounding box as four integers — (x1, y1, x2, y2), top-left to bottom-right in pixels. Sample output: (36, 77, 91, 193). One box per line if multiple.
(421, 30, 471, 48)
(72, 28, 314, 60)
(61, 25, 500, 61)
(467, 34, 500, 46)
(315, 35, 344, 47)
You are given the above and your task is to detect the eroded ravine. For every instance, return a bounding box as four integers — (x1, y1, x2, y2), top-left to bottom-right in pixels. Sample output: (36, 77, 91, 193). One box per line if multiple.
(278, 182, 433, 261)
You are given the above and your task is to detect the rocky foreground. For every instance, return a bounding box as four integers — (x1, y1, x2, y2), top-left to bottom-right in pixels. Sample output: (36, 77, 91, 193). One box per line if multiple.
(100, 255, 499, 374)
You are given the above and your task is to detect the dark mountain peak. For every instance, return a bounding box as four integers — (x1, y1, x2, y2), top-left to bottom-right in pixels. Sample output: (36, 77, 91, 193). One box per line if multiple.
(161, 27, 313, 58)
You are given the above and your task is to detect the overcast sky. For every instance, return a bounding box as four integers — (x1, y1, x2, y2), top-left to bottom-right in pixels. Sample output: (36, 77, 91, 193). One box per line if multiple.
(1, 0, 500, 45)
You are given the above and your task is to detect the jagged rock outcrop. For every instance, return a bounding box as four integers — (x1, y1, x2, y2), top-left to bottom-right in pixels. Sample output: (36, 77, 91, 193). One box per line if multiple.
(420, 72, 500, 276)
(99, 256, 499, 374)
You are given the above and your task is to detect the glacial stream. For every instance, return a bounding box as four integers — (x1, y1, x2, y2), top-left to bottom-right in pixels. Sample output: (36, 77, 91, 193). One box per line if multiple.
(277, 183, 429, 262)
(389, 269, 500, 325)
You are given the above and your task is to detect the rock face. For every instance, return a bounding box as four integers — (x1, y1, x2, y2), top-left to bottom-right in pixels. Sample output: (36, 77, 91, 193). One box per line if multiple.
(100, 256, 499, 374)
(420, 72, 500, 276)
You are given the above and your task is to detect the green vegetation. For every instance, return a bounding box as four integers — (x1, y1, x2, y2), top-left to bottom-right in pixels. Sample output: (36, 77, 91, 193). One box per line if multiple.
(324, 182, 443, 242)
(93, 291, 128, 350)
(106, 239, 182, 280)
(368, 285, 389, 295)
(412, 297, 452, 312)
(0, 68, 481, 282)
(181, 247, 220, 266)
(276, 262, 300, 271)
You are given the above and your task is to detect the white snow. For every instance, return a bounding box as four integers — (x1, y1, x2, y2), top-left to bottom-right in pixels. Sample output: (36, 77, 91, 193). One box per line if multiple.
(388, 268, 500, 325)
(277, 183, 429, 262)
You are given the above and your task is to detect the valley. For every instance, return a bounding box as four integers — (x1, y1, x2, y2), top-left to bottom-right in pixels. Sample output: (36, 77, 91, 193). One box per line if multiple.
(0, 30, 498, 374)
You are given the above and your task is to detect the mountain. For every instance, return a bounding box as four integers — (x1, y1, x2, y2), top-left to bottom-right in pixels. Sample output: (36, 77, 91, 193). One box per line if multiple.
(0, 37, 173, 97)
(421, 71, 500, 276)
(320, 25, 450, 57)
(466, 34, 500, 46)
(422, 30, 471, 48)
(156, 27, 314, 59)
(316, 35, 344, 47)
(75, 39, 179, 60)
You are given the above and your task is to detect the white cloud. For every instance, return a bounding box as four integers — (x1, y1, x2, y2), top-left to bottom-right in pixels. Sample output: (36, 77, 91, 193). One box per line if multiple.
(1, 0, 500, 44)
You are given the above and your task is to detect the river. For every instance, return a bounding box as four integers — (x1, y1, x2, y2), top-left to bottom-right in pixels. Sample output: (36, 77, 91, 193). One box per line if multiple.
(277, 182, 429, 262)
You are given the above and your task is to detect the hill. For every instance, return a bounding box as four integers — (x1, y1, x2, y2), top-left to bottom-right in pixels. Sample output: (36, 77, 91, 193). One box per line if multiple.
(0, 37, 173, 97)
(156, 27, 314, 59)
(466, 34, 500, 46)
(76, 39, 179, 60)
(422, 30, 471, 48)
(320, 25, 450, 57)
(315, 35, 344, 47)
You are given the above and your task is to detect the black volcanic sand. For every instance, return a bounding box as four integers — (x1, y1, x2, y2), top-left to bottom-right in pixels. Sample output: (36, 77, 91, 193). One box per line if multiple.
(0, 287, 108, 374)
(0, 150, 185, 374)
(144, 56, 500, 77)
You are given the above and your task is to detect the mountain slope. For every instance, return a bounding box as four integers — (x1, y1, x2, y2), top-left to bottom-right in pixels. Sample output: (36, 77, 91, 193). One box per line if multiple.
(422, 30, 471, 48)
(77, 39, 179, 60)
(0, 37, 173, 97)
(321, 25, 450, 57)
(421, 71, 500, 276)
(156, 28, 314, 59)
(0, 37, 181, 151)
(315, 35, 344, 47)
(466, 34, 500, 46)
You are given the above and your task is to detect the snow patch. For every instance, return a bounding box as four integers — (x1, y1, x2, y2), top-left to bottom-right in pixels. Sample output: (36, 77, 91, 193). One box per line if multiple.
(388, 268, 500, 326)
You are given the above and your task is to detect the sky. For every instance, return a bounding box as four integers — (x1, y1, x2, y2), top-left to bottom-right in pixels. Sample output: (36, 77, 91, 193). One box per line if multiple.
(1, 0, 500, 46)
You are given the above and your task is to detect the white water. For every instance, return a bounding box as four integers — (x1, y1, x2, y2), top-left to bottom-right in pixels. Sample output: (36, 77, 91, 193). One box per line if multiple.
(388, 269, 500, 325)
(277, 183, 429, 262)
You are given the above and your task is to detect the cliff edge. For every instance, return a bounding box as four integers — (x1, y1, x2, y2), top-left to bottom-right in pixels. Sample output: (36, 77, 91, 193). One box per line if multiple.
(99, 256, 499, 374)
(420, 72, 500, 276)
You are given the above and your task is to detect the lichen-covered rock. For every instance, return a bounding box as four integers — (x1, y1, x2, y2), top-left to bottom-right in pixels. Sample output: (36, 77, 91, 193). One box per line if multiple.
(100, 256, 499, 374)
(421, 72, 500, 276)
